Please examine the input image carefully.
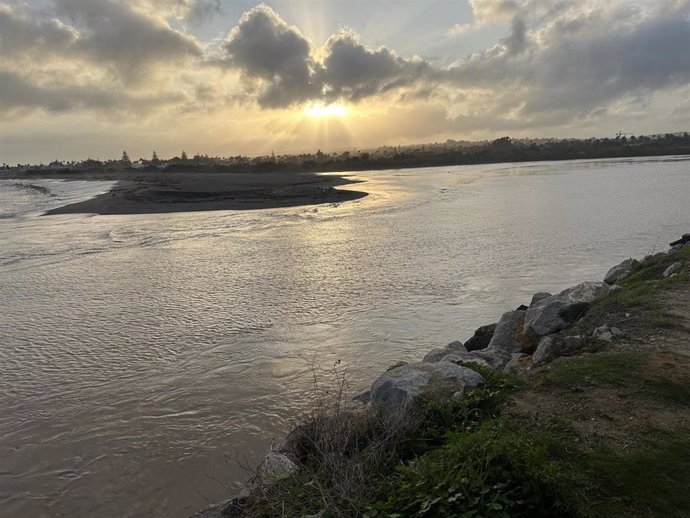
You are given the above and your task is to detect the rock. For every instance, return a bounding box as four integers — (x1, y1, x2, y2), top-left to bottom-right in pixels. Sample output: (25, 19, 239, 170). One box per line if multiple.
(503, 353, 528, 375)
(609, 284, 622, 293)
(593, 325, 614, 343)
(352, 390, 371, 403)
(604, 258, 639, 285)
(532, 335, 559, 365)
(562, 335, 587, 354)
(257, 452, 298, 485)
(370, 361, 484, 410)
(370, 366, 430, 409)
(611, 327, 623, 336)
(471, 348, 508, 369)
(671, 244, 684, 251)
(452, 389, 465, 400)
(516, 304, 529, 311)
(386, 361, 408, 371)
(663, 262, 682, 277)
(423, 342, 467, 363)
(525, 282, 610, 337)
(470, 310, 526, 369)
(670, 234, 690, 247)
(423, 348, 451, 363)
(515, 325, 540, 354)
(532, 334, 587, 365)
(641, 252, 667, 266)
(530, 292, 552, 306)
(464, 323, 497, 351)
(441, 352, 492, 369)
(427, 361, 485, 387)
(446, 340, 466, 352)
(488, 310, 526, 354)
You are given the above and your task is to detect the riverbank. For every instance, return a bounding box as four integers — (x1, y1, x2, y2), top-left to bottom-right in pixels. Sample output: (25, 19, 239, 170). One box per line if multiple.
(16, 169, 368, 215)
(197, 234, 690, 517)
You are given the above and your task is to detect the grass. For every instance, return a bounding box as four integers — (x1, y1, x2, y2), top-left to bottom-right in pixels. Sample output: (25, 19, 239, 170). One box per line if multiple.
(581, 434, 690, 518)
(568, 246, 689, 337)
(543, 351, 690, 408)
(543, 352, 647, 388)
(240, 355, 690, 517)
(364, 419, 580, 518)
(241, 367, 523, 517)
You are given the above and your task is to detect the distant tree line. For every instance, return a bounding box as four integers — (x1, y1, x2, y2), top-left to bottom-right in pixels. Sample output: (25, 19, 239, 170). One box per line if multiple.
(4, 132, 689, 174)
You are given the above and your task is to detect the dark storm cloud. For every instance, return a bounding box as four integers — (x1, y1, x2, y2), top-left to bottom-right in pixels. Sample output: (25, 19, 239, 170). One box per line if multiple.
(319, 32, 433, 102)
(219, 4, 319, 107)
(217, 5, 432, 107)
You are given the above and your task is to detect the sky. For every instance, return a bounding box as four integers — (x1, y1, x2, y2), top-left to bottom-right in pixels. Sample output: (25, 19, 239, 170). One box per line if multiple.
(1, 0, 689, 164)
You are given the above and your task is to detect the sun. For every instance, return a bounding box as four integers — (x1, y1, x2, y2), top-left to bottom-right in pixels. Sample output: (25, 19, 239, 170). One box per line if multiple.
(305, 102, 348, 118)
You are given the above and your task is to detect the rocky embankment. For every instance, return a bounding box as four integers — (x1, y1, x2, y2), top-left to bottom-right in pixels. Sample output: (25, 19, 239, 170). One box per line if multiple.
(194, 233, 690, 518)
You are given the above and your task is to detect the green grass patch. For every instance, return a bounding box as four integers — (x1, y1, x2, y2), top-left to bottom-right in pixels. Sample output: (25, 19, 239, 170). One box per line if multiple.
(583, 247, 688, 321)
(364, 419, 580, 518)
(544, 351, 690, 407)
(544, 352, 648, 388)
(581, 434, 690, 518)
(641, 375, 690, 407)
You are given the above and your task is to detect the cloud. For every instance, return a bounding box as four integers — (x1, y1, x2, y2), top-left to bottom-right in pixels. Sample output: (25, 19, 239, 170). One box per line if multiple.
(0, 69, 185, 116)
(0, 4, 77, 58)
(217, 5, 432, 107)
(1, 1, 202, 83)
(52, 0, 202, 80)
(1, 0, 689, 150)
(183, 0, 222, 26)
(219, 4, 319, 107)
(320, 31, 432, 102)
(442, 0, 690, 124)
(469, 0, 520, 24)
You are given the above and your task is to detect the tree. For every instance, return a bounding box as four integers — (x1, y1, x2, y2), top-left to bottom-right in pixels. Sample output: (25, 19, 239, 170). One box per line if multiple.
(181, 150, 188, 161)
(152, 150, 160, 164)
(122, 150, 131, 165)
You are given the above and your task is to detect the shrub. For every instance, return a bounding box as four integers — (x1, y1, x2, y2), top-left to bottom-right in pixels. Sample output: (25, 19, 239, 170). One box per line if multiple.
(365, 420, 578, 518)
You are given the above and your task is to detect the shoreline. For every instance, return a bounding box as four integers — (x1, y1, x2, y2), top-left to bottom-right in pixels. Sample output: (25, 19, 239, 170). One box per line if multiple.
(20, 169, 368, 215)
(194, 233, 690, 517)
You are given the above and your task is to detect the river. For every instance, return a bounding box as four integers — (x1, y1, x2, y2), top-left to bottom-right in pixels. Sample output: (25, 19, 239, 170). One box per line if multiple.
(1, 156, 689, 517)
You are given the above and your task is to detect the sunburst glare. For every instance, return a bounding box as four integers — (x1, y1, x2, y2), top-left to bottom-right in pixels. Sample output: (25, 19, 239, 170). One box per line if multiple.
(305, 102, 348, 118)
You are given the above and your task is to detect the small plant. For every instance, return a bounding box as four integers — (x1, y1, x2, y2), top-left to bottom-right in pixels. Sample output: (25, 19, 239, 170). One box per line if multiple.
(365, 420, 578, 518)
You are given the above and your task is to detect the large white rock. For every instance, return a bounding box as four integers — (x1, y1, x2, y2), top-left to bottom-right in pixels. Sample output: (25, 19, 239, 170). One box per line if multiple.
(663, 262, 683, 277)
(525, 282, 610, 337)
(604, 258, 639, 285)
(370, 361, 484, 410)
(256, 451, 299, 485)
